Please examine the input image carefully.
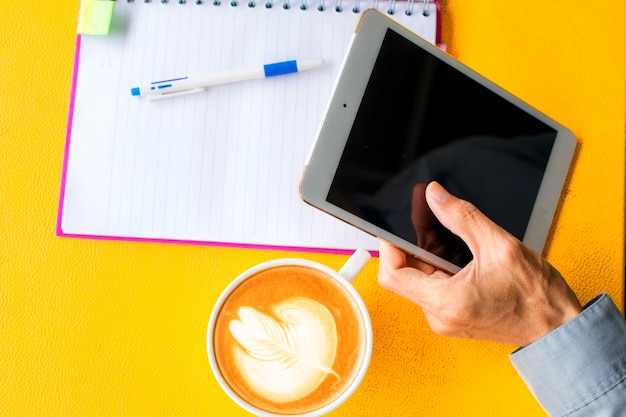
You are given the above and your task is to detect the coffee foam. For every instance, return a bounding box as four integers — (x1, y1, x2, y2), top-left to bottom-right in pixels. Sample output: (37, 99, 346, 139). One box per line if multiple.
(212, 265, 367, 415)
(229, 297, 339, 403)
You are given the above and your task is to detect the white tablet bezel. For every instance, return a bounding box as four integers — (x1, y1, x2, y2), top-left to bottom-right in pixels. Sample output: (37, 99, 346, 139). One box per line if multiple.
(299, 9, 576, 274)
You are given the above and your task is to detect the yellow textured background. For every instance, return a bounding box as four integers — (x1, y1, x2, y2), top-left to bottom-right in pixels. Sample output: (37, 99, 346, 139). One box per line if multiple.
(1, 1, 624, 416)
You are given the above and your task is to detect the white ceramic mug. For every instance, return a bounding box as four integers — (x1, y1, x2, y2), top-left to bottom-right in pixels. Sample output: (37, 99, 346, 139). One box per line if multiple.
(207, 249, 373, 417)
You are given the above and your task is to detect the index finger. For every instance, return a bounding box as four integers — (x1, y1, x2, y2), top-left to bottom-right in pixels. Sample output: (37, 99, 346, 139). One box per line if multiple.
(378, 240, 439, 275)
(378, 241, 454, 307)
(378, 240, 408, 270)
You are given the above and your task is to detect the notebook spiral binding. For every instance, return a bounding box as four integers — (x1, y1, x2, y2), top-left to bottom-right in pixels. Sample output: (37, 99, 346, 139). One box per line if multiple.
(124, 0, 433, 17)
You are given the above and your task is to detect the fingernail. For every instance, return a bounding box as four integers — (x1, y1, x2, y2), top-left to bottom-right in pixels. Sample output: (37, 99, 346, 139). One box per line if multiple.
(428, 182, 450, 204)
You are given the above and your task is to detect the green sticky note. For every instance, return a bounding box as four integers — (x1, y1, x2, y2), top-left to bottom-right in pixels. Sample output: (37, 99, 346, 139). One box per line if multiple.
(77, 0, 116, 36)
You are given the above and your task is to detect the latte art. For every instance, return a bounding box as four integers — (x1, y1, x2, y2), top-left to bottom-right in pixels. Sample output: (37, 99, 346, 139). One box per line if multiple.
(211, 264, 368, 415)
(229, 297, 339, 403)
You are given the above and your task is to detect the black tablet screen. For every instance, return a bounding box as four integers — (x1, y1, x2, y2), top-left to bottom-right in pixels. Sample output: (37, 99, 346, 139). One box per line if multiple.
(327, 28, 557, 267)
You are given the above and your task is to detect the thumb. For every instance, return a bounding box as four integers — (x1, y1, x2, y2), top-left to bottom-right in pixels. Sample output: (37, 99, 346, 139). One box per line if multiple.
(425, 182, 502, 255)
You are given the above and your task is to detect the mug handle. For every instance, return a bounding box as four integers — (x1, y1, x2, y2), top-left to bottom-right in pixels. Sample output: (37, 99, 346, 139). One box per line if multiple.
(338, 248, 372, 282)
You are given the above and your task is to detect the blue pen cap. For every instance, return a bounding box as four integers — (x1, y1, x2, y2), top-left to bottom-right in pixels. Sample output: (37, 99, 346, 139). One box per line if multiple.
(131, 87, 141, 96)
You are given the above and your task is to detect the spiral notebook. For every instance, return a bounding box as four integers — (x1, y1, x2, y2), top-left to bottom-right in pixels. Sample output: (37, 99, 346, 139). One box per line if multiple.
(58, 0, 440, 254)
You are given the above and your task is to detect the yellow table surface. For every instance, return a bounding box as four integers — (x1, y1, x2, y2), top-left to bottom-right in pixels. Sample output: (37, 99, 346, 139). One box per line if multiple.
(1, 1, 624, 416)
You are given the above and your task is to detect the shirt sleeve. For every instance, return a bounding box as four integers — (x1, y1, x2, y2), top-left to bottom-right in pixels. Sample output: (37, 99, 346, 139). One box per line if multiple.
(510, 293, 626, 416)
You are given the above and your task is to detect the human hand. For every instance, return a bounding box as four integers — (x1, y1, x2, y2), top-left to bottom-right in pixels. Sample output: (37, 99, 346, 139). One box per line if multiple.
(378, 181, 582, 347)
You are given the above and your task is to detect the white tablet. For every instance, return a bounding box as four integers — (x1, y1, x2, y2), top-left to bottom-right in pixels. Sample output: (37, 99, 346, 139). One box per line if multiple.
(299, 9, 576, 273)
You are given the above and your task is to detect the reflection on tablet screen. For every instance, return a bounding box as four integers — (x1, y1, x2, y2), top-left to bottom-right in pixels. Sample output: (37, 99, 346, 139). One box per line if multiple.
(327, 29, 557, 267)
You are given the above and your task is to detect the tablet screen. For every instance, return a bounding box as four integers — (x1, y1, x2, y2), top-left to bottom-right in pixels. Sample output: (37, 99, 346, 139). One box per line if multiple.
(327, 28, 557, 267)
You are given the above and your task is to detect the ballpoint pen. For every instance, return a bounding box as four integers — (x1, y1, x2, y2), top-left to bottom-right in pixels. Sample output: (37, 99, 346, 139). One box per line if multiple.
(131, 59, 325, 100)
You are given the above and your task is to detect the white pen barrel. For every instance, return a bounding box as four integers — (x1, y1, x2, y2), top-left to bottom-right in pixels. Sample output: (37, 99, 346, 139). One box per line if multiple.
(191, 66, 267, 87)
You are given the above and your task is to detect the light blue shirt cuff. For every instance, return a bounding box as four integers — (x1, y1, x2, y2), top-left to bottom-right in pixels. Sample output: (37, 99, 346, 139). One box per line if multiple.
(510, 293, 626, 416)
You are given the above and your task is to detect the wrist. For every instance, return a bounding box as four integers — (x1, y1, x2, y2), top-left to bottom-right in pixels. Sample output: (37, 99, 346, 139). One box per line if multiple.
(522, 292, 583, 347)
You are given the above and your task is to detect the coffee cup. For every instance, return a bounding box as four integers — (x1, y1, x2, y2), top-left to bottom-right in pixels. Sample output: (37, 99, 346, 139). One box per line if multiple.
(207, 249, 373, 416)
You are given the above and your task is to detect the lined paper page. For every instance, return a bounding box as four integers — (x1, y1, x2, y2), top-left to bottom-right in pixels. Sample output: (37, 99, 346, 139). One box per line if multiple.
(61, 1, 437, 251)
